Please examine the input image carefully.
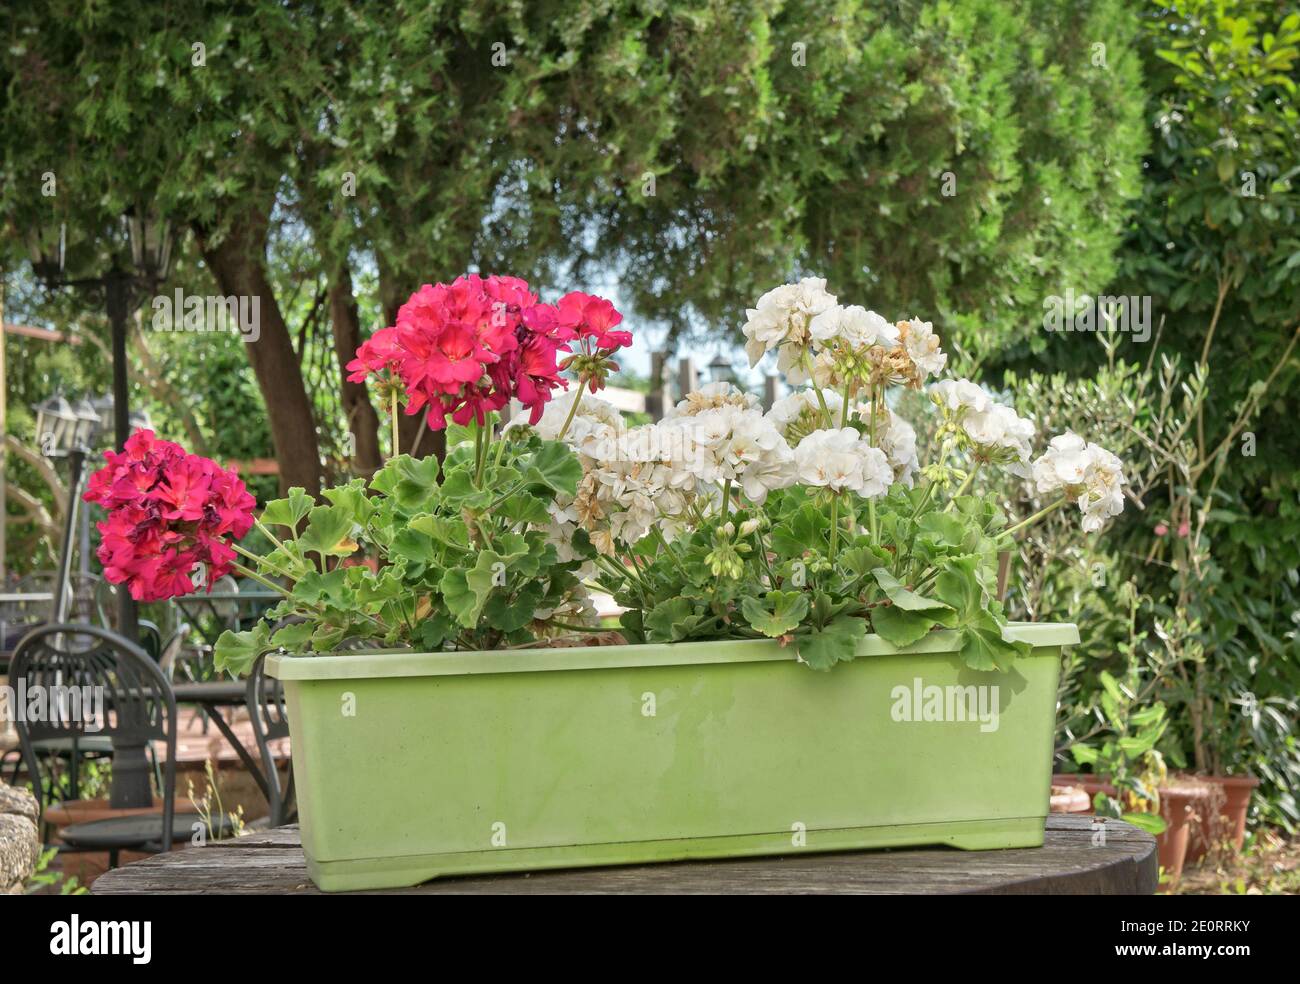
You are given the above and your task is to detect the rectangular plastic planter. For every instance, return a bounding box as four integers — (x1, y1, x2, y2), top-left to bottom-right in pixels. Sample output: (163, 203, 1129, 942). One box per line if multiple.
(267, 622, 1077, 891)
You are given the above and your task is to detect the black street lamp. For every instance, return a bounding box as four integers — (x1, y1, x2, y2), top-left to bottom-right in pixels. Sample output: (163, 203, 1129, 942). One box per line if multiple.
(708, 352, 735, 385)
(33, 394, 101, 622)
(27, 206, 176, 647)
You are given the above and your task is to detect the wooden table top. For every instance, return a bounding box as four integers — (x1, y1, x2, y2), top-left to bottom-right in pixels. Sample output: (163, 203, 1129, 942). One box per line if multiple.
(91, 814, 1157, 895)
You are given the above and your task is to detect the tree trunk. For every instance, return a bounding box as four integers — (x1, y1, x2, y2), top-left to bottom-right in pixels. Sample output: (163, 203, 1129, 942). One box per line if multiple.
(327, 267, 383, 476)
(194, 209, 324, 496)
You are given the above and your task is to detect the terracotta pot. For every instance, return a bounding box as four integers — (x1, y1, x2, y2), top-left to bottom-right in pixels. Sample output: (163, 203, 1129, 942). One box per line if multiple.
(1050, 785, 1092, 814)
(1156, 781, 1213, 889)
(1184, 775, 1259, 864)
(1052, 772, 1116, 810)
(43, 796, 168, 829)
(42, 797, 167, 889)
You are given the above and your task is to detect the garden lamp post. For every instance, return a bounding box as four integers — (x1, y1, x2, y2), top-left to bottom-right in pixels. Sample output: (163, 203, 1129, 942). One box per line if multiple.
(708, 352, 735, 386)
(27, 207, 175, 647)
(34, 394, 101, 621)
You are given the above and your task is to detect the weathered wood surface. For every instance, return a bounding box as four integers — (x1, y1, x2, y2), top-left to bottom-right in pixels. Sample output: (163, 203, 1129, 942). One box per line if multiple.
(92, 815, 1157, 895)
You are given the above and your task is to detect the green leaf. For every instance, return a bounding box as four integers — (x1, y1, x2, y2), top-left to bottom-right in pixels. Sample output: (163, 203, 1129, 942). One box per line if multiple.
(871, 605, 938, 646)
(796, 615, 866, 671)
(740, 590, 809, 637)
(213, 624, 271, 677)
(438, 468, 492, 509)
(644, 597, 706, 641)
(1070, 743, 1099, 766)
(931, 555, 1028, 672)
(409, 514, 471, 553)
(321, 480, 376, 527)
(770, 503, 829, 557)
(1120, 813, 1168, 835)
(497, 491, 552, 527)
(916, 511, 968, 547)
(872, 568, 952, 612)
(837, 541, 891, 580)
(418, 612, 457, 650)
(618, 609, 646, 644)
(297, 505, 358, 561)
(269, 621, 313, 652)
(260, 488, 313, 530)
(439, 566, 489, 629)
(484, 581, 543, 633)
(521, 440, 583, 496)
(370, 454, 441, 509)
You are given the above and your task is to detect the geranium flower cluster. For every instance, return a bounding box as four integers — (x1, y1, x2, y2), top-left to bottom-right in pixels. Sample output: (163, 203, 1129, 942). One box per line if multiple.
(1031, 432, 1127, 532)
(514, 278, 1128, 550)
(347, 275, 631, 429)
(930, 378, 1036, 476)
(742, 278, 947, 393)
(83, 430, 256, 602)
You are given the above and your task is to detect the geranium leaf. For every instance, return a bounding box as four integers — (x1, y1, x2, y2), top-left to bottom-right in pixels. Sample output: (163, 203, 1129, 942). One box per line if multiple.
(871, 605, 938, 646)
(795, 615, 867, 671)
(645, 597, 705, 641)
(872, 568, 951, 612)
(770, 503, 829, 556)
(298, 505, 359, 560)
(260, 488, 313, 530)
(521, 440, 583, 496)
(214, 623, 272, 676)
(740, 589, 809, 637)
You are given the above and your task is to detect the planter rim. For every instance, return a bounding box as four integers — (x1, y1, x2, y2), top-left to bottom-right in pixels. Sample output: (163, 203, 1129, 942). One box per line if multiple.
(266, 621, 1078, 681)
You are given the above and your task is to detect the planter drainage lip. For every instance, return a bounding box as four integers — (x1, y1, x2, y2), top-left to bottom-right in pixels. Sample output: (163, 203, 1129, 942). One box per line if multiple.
(266, 621, 1079, 681)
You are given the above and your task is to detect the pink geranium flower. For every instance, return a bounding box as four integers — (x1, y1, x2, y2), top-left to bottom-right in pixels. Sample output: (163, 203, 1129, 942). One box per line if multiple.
(347, 275, 631, 430)
(84, 431, 256, 602)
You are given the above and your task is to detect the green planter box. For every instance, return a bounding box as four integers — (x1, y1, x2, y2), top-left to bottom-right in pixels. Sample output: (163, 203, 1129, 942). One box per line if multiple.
(267, 622, 1077, 891)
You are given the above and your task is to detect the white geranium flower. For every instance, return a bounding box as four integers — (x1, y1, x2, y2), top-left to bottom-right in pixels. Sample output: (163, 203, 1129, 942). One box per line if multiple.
(962, 404, 1036, 475)
(741, 277, 837, 368)
(577, 422, 700, 552)
(1031, 432, 1127, 533)
(808, 304, 899, 351)
(675, 405, 795, 504)
(793, 428, 893, 497)
(765, 388, 843, 437)
(853, 402, 920, 487)
(508, 393, 623, 456)
(899, 318, 947, 381)
(664, 381, 760, 420)
(930, 378, 994, 414)
(929, 378, 1034, 474)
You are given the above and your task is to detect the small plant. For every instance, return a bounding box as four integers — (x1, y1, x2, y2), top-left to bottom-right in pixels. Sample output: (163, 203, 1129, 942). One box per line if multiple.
(24, 847, 88, 895)
(186, 759, 245, 842)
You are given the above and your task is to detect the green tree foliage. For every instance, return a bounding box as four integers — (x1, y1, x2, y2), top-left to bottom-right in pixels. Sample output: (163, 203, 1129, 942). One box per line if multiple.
(2, 1, 1149, 486)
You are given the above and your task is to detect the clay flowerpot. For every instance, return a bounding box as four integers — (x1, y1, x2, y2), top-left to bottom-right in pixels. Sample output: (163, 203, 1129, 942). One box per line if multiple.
(1184, 775, 1260, 864)
(1050, 785, 1092, 814)
(1052, 773, 1116, 811)
(42, 797, 167, 888)
(1156, 781, 1213, 889)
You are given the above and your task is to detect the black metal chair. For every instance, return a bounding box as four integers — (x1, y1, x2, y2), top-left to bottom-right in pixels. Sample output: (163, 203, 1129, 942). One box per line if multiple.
(9, 623, 223, 866)
(246, 652, 295, 827)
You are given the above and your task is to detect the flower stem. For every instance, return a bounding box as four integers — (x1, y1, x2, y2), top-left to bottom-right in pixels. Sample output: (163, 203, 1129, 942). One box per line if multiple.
(555, 377, 588, 442)
(802, 353, 834, 428)
(390, 389, 399, 458)
(998, 496, 1069, 540)
(230, 561, 291, 598)
(232, 543, 298, 586)
(867, 384, 880, 542)
(829, 493, 841, 559)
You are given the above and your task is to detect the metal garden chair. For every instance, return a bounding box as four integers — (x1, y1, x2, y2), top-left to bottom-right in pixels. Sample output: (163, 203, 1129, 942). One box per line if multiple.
(8, 622, 226, 867)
